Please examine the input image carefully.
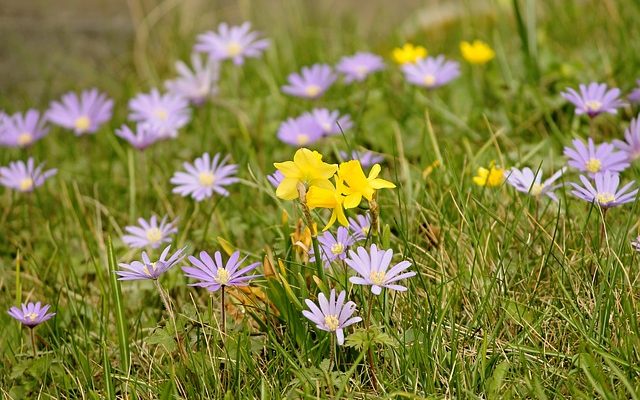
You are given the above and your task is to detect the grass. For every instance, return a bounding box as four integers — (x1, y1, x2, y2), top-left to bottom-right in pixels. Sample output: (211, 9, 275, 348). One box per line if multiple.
(2, 0, 640, 398)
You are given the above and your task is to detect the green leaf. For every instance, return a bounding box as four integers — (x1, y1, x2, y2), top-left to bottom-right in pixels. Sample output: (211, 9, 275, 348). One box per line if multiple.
(145, 327, 177, 353)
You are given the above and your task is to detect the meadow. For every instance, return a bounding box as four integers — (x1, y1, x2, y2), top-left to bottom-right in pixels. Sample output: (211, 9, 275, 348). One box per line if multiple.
(2, 0, 640, 398)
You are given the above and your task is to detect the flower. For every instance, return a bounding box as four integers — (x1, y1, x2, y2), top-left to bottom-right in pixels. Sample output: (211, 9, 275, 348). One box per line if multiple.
(122, 215, 178, 249)
(564, 138, 629, 176)
(277, 114, 325, 147)
(194, 22, 269, 65)
(306, 178, 349, 230)
(128, 89, 191, 138)
(0, 109, 49, 148)
(273, 148, 337, 200)
(267, 170, 284, 188)
(115, 124, 164, 150)
(8, 302, 56, 328)
(459, 40, 495, 64)
(117, 245, 186, 281)
(629, 80, 640, 104)
(506, 167, 565, 202)
(310, 226, 355, 267)
(47, 89, 113, 135)
(336, 52, 385, 82)
(311, 108, 353, 136)
(570, 171, 638, 208)
(348, 213, 371, 241)
(171, 153, 239, 201)
(473, 162, 505, 187)
(0, 158, 57, 192)
(401, 55, 460, 89)
(613, 116, 640, 161)
(337, 160, 396, 208)
(346, 244, 416, 295)
(339, 150, 384, 168)
(183, 250, 261, 291)
(561, 83, 624, 118)
(281, 64, 336, 99)
(165, 54, 220, 105)
(392, 43, 427, 65)
(632, 235, 640, 252)
(302, 289, 361, 345)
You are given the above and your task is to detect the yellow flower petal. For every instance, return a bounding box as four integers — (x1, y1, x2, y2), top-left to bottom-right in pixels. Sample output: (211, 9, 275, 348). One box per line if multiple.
(276, 178, 299, 200)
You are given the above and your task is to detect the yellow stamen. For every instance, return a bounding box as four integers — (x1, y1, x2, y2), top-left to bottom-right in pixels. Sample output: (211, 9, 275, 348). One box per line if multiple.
(74, 116, 91, 132)
(154, 108, 168, 121)
(423, 74, 436, 87)
(142, 262, 157, 277)
(530, 183, 545, 196)
(198, 171, 216, 187)
(25, 312, 38, 321)
(585, 100, 602, 112)
(330, 243, 344, 255)
(296, 134, 310, 145)
(305, 85, 321, 97)
(324, 314, 340, 331)
(369, 271, 386, 285)
(596, 192, 615, 205)
(215, 268, 230, 285)
(585, 158, 602, 174)
(146, 228, 163, 244)
(17, 132, 33, 146)
(227, 42, 243, 57)
(19, 178, 34, 191)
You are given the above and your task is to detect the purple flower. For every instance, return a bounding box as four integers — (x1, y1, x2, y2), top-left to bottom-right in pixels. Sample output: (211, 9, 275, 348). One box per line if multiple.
(302, 289, 361, 345)
(281, 64, 336, 99)
(165, 54, 220, 105)
(564, 138, 629, 176)
(402, 55, 460, 89)
(311, 109, 353, 136)
(117, 245, 186, 281)
(170, 153, 239, 201)
(348, 214, 371, 241)
(346, 244, 415, 295)
(128, 89, 191, 138)
(115, 124, 165, 150)
(336, 52, 385, 83)
(122, 215, 178, 249)
(310, 227, 356, 268)
(561, 83, 624, 118)
(277, 114, 325, 147)
(183, 250, 261, 291)
(47, 89, 113, 135)
(629, 80, 640, 104)
(0, 109, 49, 148)
(339, 150, 385, 168)
(194, 22, 270, 65)
(8, 302, 56, 328)
(0, 158, 56, 192)
(267, 170, 284, 188)
(506, 167, 566, 202)
(613, 116, 640, 161)
(570, 171, 638, 208)
(632, 235, 640, 252)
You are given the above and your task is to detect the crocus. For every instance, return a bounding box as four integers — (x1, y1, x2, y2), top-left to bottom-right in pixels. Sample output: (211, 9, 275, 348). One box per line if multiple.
(348, 214, 371, 241)
(339, 150, 384, 168)
(336, 52, 385, 83)
(506, 167, 566, 202)
(346, 244, 416, 295)
(47, 89, 113, 135)
(0, 158, 56, 192)
(183, 250, 261, 291)
(613, 116, 640, 161)
(570, 171, 638, 208)
(338, 160, 396, 208)
(194, 22, 270, 65)
(281, 64, 336, 99)
(115, 123, 164, 150)
(564, 138, 629, 176)
(392, 43, 427, 65)
(165, 54, 220, 105)
(277, 114, 325, 147)
(171, 153, 239, 201)
(561, 83, 624, 118)
(0, 110, 49, 148)
(8, 302, 56, 328)
(122, 215, 178, 249)
(310, 226, 355, 267)
(460, 40, 495, 64)
(402, 55, 460, 89)
(273, 148, 337, 200)
(311, 109, 353, 136)
(302, 289, 361, 345)
(629, 80, 640, 104)
(128, 89, 191, 138)
(117, 245, 186, 281)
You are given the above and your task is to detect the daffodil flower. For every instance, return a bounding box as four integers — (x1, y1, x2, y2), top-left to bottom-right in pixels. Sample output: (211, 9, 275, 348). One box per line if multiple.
(337, 160, 396, 209)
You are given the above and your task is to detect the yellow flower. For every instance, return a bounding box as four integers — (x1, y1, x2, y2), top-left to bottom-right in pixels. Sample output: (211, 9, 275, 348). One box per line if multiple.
(460, 40, 495, 65)
(392, 43, 427, 65)
(306, 178, 348, 231)
(473, 162, 505, 187)
(338, 160, 396, 209)
(274, 148, 337, 200)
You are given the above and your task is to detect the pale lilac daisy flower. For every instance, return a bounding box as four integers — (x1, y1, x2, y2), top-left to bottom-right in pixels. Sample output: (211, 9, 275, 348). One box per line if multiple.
(183, 250, 261, 291)
(277, 114, 325, 147)
(165, 54, 220, 105)
(128, 89, 191, 138)
(632, 235, 640, 252)
(506, 167, 566, 202)
(8, 302, 55, 328)
(0, 109, 49, 148)
(115, 124, 164, 150)
(339, 150, 385, 168)
(281, 64, 336, 99)
(570, 171, 638, 208)
(564, 138, 629, 176)
(267, 170, 284, 188)
(194, 22, 270, 65)
(348, 214, 371, 241)
(310, 108, 353, 136)
(0, 158, 56, 192)
(170, 153, 239, 201)
(310, 227, 356, 268)
(302, 289, 361, 345)
(122, 215, 178, 249)
(629, 80, 640, 104)
(561, 82, 624, 118)
(613, 117, 640, 161)
(402, 55, 460, 89)
(336, 52, 385, 83)
(117, 245, 186, 281)
(47, 89, 113, 135)
(346, 244, 415, 295)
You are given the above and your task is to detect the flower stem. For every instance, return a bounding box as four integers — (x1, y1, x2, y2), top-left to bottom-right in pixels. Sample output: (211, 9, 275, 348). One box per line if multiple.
(154, 280, 186, 357)
(297, 183, 325, 281)
(221, 286, 226, 339)
(30, 328, 37, 357)
(370, 193, 380, 240)
(365, 290, 379, 390)
(127, 148, 136, 220)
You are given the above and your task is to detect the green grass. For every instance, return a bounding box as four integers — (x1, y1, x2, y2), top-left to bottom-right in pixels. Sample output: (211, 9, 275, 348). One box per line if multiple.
(2, 0, 640, 398)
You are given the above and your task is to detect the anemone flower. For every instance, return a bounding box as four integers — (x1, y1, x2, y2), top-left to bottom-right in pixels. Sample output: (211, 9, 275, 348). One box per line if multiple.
(336, 52, 385, 83)
(302, 289, 361, 345)
(506, 167, 566, 202)
(564, 138, 628, 176)
(0, 109, 49, 148)
(281, 64, 336, 99)
(122, 215, 178, 249)
(310, 226, 355, 268)
(570, 171, 638, 208)
(8, 301, 56, 356)
(613, 116, 640, 162)
(310, 109, 353, 136)
(561, 82, 624, 118)
(170, 153, 239, 201)
(47, 89, 113, 135)
(0, 158, 56, 193)
(277, 114, 324, 147)
(346, 244, 415, 295)
(116, 245, 186, 281)
(401, 55, 460, 89)
(194, 22, 270, 65)
(115, 123, 165, 150)
(128, 89, 191, 138)
(165, 54, 220, 105)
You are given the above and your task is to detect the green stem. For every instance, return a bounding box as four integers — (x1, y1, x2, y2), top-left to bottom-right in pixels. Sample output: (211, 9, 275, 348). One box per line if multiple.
(221, 286, 226, 338)
(155, 280, 186, 357)
(365, 290, 379, 390)
(128, 148, 136, 220)
(30, 328, 37, 357)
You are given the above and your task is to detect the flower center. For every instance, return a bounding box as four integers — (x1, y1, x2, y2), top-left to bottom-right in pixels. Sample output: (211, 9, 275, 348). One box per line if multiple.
(423, 74, 436, 86)
(530, 183, 545, 196)
(154, 108, 168, 121)
(25, 312, 38, 322)
(142, 262, 157, 277)
(596, 192, 615, 205)
(215, 268, 230, 285)
(305, 85, 321, 97)
(19, 178, 34, 191)
(17, 132, 33, 145)
(355, 65, 369, 77)
(362, 226, 370, 235)
(227, 41, 243, 56)
(321, 122, 332, 131)
(585, 158, 602, 173)
(146, 227, 163, 243)
(198, 171, 216, 187)
(369, 271, 386, 285)
(330, 242, 344, 255)
(74, 116, 91, 132)
(585, 100, 602, 112)
(324, 314, 340, 331)
(296, 134, 310, 145)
